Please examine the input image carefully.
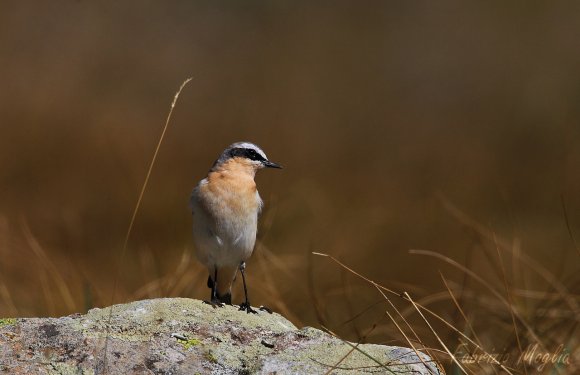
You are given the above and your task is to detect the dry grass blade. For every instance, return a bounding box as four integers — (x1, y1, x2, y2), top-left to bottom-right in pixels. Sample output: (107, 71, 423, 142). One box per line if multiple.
(321, 343, 360, 375)
(168, 251, 209, 298)
(320, 325, 398, 374)
(308, 251, 329, 327)
(322, 323, 380, 375)
(253, 243, 301, 323)
(312, 252, 399, 296)
(395, 289, 521, 374)
(0, 282, 18, 316)
(493, 233, 528, 375)
(561, 195, 580, 257)
(403, 292, 470, 375)
(20, 219, 76, 312)
(399, 292, 454, 319)
(313, 251, 515, 374)
(340, 299, 384, 326)
(371, 283, 438, 373)
(102, 77, 193, 374)
(385, 310, 439, 375)
(438, 271, 483, 352)
(121, 76, 194, 257)
(439, 196, 579, 315)
(313, 251, 478, 346)
(321, 338, 361, 375)
(409, 249, 546, 353)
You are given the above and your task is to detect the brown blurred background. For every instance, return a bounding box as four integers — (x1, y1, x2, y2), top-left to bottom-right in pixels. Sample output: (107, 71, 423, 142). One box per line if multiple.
(1, 1, 579, 370)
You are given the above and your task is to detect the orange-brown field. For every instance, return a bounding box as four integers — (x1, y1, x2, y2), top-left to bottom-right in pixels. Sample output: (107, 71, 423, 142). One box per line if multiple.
(0, 2, 578, 373)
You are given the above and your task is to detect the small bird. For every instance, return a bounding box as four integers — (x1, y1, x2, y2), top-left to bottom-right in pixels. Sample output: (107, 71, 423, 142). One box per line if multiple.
(190, 142, 282, 313)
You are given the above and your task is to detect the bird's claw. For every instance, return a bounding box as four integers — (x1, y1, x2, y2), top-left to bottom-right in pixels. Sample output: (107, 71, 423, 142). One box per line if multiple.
(239, 302, 258, 314)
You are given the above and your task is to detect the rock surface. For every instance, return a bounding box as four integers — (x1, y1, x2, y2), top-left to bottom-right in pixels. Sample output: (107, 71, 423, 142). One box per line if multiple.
(0, 298, 442, 374)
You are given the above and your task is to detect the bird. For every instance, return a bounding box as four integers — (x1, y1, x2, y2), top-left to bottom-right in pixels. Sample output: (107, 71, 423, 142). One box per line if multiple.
(190, 142, 282, 313)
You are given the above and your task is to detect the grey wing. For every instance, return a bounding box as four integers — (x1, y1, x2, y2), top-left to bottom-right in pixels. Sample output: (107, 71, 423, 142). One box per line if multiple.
(189, 185, 200, 215)
(190, 185, 224, 265)
(256, 190, 264, 216)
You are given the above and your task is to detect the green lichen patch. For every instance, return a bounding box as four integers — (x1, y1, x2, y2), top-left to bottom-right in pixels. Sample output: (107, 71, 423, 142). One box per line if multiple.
(177, 337, 201, 350)
(0, 318, 17, 327)
(204, 350, 218, 364)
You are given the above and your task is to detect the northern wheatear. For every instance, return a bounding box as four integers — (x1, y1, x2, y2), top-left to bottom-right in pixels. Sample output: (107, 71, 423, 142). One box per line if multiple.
(190, 142, 281, 313)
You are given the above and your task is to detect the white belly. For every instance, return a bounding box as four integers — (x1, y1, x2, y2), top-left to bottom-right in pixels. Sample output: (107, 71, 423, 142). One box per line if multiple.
(190, 183, 261, 268)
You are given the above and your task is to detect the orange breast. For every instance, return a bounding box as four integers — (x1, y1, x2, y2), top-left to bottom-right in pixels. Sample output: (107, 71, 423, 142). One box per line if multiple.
(204, 169, 259, 216)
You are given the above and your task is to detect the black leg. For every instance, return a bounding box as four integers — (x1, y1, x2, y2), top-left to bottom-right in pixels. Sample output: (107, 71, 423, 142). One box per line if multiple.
(238, 262, 257, 314)
(212, 267, 218, 302)
(203, 267, 224, 308)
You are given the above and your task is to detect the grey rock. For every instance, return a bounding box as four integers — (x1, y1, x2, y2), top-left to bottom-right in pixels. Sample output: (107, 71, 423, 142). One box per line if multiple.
(0, 298, 442, 374)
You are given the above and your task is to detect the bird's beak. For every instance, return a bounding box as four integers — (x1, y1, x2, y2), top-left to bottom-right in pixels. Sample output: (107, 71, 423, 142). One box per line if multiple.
(263, 160, 283, 169)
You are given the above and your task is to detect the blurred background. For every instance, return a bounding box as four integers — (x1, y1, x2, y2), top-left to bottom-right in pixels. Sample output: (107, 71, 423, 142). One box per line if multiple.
(1, 1, 579, 372)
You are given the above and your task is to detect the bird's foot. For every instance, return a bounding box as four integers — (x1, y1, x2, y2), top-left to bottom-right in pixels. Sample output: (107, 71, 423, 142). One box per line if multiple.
(239, 302, 258, 314)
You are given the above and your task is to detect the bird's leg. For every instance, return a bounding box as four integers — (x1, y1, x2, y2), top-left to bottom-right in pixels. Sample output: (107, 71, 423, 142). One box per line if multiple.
(238, 262, 258, 314)
(204, 267, 224, 308)
(212, 267, 219, 302)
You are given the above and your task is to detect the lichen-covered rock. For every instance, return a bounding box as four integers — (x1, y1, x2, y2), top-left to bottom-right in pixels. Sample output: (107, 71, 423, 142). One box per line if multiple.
(0, 298, 442, 374)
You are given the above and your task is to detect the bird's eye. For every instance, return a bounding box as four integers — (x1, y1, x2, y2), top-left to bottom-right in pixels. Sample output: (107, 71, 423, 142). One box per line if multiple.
(240, 148, 262, 161)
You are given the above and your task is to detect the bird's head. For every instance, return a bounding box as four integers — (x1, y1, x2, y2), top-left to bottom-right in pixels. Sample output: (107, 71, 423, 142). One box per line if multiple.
(211, 142, 282, 175)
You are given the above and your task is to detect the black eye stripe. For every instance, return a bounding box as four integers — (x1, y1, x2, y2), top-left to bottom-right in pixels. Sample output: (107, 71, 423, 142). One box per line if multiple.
(230, 148, 265, 162)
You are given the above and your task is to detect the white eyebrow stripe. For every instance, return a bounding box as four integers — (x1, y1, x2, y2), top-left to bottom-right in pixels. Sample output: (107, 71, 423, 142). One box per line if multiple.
(230, 142, 268, 160)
